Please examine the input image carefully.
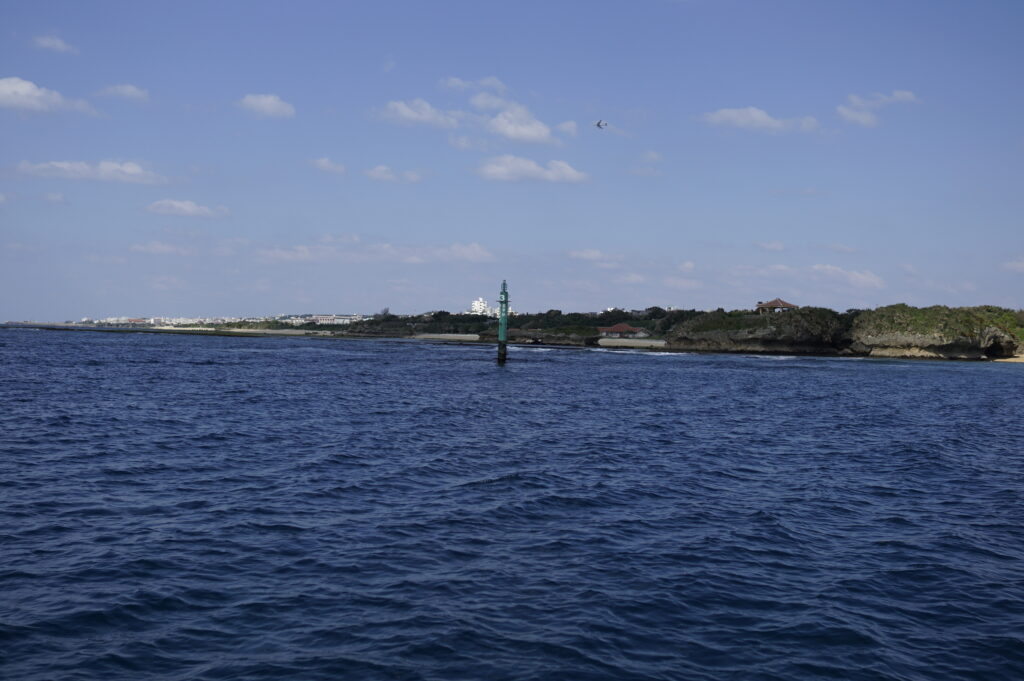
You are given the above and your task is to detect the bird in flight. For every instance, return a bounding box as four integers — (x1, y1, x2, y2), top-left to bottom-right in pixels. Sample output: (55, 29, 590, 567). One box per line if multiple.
(594, 120, 607, 129)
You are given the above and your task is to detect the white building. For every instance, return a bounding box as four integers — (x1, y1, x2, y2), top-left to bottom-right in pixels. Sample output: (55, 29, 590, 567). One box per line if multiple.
(312, 314, 364, 325)
(469, 298, 491, 316)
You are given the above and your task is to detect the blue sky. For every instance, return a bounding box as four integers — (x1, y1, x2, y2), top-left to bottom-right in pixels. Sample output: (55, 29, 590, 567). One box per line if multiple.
(2, 0, 1022, 319)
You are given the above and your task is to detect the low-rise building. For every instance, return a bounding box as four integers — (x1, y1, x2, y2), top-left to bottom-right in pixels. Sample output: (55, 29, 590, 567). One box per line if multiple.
(597, 323, 650, 338)
(756, 298, 798, 315)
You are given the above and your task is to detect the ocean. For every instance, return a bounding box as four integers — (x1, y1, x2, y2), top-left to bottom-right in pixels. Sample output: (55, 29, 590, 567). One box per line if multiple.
(2, 328, 1022, 680)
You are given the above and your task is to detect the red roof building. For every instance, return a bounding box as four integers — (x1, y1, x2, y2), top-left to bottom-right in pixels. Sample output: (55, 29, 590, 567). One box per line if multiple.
(596, 322, 650, 338)
(755, 298, 798, 314)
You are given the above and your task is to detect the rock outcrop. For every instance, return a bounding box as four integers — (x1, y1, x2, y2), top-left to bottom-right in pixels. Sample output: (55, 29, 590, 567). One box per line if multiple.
(665, 305, 1022, 360)
(666, 307, 848, 355)
(848, 305, 1020, 359)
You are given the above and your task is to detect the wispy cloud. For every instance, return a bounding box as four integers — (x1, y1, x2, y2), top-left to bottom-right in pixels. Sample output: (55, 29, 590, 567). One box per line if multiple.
(630, 150, 663, 176)
(97, 84, 148, 101)
(34, 35, 77, 54)
(311, 157, 346, 174)
(556, 121, 578, 136)
(702, 106, 817, 132)
(614, 273, 645, 284)
(151, 275, 186, 291)
(758, 241, 784, 251)
(19, 160, 165, 184)
(837, 90, 917, 127)
(365, 165, 421, 182)
(663, 276, 703, 290)
(238, 93, 295, 118)
(1003, 257, 1024, 273)
(568, 249, 609, 261)
(147, 199, 228, 217)
(258, 240, 493, 264)
(383, 98, 460, 128)
(131, 241, 194, 256)
(440, 76, 507, 94)
(0, 77, 93, 113)
(478, 155, 586, 182)
(811, 264, 884, 289)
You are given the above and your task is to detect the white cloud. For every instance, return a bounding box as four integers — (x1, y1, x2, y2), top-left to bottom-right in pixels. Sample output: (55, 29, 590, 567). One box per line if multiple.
(478, 155, 587, 182)
(664, 276, 703, 290)
(18, 160, 165, 184)
(441, 76, 473, 90)
(151, 275, 186, 291)
(569, 249, 620, 269)
(1003, 257, 1024, 273)
(43, 192, 66, 204)
(836, 106, 877, 127)
(678, 260, 695, 272)
(812, 264, 884, 289)
(131, 241, 193, 255)
(147, 199, 228, 217)
(489, 106, 551, 142)
(631, 150, 663, 177)
(448, 135, 478, 150)
(259, 240, 493, 264)
(837, 90, 917, 127)
(478, 76, 507, 93)
(383, 98, 459, 128)
(364, 165, 421, 182)
(702, 106, 817, 132)
(311, 157, 346, 174)
(427, 242, 493, 263)
(238, 93, 295, 118)
(0, 76, 93, 113)
(441, 76, 507, 93)
(729, 264, 797, 278)
(758, 241, 784, 251)
(569, 249, 608, 261)
(557, 121, 578, 136)
(471, 92, 553, 143)
(34, 35, 77, 54)
(97, 84, 148, 101)
(366, 165, 397, 181)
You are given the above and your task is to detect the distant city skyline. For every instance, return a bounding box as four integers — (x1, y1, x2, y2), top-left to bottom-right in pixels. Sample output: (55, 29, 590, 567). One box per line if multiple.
(2, 1, 1022, 320)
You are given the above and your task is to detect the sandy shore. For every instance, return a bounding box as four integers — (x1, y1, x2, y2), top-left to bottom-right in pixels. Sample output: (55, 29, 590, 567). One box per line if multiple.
(994, 355, 1024, 363)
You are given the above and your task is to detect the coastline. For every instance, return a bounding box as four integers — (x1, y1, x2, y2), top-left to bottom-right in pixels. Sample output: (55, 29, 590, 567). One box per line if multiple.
(3, 324, 1021, 362)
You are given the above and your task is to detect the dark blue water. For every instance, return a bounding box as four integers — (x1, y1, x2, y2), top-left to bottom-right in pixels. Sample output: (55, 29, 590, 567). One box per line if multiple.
(2, 328, 1023, 680)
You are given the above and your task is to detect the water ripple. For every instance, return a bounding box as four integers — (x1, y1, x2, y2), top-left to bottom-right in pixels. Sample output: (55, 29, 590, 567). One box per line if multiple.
(1, 329, 1022, 680)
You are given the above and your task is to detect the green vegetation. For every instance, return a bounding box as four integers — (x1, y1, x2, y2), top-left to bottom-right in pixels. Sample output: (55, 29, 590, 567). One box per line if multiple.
(852, 304, 1024, 340)
(202, 304, 1023, 356)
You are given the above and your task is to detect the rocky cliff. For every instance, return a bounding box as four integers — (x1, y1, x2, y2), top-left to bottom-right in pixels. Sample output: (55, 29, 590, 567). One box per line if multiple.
(665, 305, 1021, 360)
(847, 305, 1021, 359)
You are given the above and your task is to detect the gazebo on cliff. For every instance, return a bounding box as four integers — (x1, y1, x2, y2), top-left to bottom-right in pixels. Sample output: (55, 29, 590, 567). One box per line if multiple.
(756, 298, 798, 315)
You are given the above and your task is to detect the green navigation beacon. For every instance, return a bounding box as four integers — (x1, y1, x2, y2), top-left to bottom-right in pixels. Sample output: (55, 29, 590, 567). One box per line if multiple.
(497, 280, 509, 365)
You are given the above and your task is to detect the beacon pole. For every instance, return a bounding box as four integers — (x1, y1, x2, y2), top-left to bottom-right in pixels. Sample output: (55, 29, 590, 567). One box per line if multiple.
(497, 280, 509, 365)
